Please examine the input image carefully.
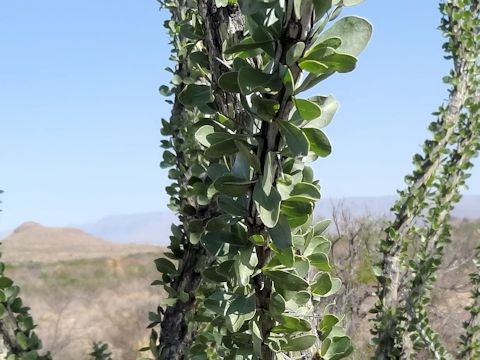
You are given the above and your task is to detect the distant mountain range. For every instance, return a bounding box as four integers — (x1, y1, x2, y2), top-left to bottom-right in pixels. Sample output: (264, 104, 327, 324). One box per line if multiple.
(78, 212, 178, 245)
(76, 195, 480, 245)
(2, 195, 479, 246)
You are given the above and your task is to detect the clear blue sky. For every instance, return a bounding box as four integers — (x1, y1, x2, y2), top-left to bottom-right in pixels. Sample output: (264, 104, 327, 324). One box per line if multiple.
(0, 1, 478, 230)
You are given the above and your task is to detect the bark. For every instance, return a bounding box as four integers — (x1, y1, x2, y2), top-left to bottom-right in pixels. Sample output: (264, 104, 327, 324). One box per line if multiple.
(246, 2, 316, 358)
(0, 311, 23, 355)
(158, 242, 211, 359)
(158, 3, 245, 359)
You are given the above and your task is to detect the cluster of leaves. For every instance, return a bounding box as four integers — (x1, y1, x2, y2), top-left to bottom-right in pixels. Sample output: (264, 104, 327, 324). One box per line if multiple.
(146, 1, 229, 359)
(371, 0, 480, 358)
(151, 0, 372, 359)
(0, 191, 51, 360)
(459, 247, 480, 359)
(0, 251, 51, 360)
(89, 342, 113, 360)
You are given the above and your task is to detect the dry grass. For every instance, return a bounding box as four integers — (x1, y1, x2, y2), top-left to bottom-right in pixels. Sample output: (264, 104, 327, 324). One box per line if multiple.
(5, 254, 164, 359)
(1, 222, 165, 359)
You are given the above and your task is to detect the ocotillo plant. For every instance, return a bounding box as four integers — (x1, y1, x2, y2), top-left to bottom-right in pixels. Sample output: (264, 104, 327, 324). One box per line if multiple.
(152, 0, 372, 359)
(148, 1, 246, 359)
(372, 0, 479, 358)
(459, 246, 480, 359)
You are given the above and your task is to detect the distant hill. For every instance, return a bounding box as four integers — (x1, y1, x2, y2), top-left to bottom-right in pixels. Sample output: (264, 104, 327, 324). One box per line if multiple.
(73, 195, 480, 245)
(1, 222, 161, 263)
(78, 212, 177, 245)
(2, 195, 478, 247)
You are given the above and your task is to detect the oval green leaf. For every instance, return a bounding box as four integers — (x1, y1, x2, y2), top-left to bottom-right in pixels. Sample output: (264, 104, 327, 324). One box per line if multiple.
(303, 128, 332, 157)
(278, 121, 309, 157)
(294, 98, 322, 121)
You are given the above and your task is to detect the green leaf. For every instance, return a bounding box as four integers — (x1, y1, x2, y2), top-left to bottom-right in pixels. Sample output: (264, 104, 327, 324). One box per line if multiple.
(293, 0, 303, 19)
(253, 177, 281, 228)
(201, 231, 245, 256)
(203, 231, 245, 246)
(321, 335, 354, 360)
(318, 314, 339, 336)
(278, 121, 309, 157)
(179, 24, 203, 40)
(204, 139, 238, 159)
(238, 66, 280, 95)
(327, 277, 342, 297)
(235, 141, 262, 172)
(294, 98, 322, 121)
(16, 332, 29, 350)
(281, 334, 317, 352)
(225, 39, 273, 55)
(314, 16, 373, 57)
(179, 84, 214, 107)
(232, 151, 251, 179)
(250, 234, 266, 246)
(234, 247, 257, 286)
(195, 125, 215, 147)
(270, 293, 286, 316)
(303, 128, 332, 157)
(272, 314, 312, 333)
(262, 152, 276, 194)
(268, 215, 292, 249)
(309, 37, 342, 53)
(214, 175, 255, 197)
(308, 252, 331, 271)
(204, 290, 231, 316)
(299, 60, 329, 74)
(264, 269, 309, 291)
(218, 195, 249, 217)
(203, 266, 228, 283)
(320, 53, 357, 73)
(205, 216, 231, 231)
(314, 219, 331, 235)
(295, 72, 334, 94)
(250, 317, 263, 356)
(0, 277, 13, 289)
(159, 85, 171, 96)
(305, 236, 331, 257)
(273, 246, 295, 268)
(304, 95, 339, 129)
(343, 0, 365, 6)
(289, 182, 321, 202)
(286, 42, 305, 66)
(283, 67, 295, 94)
(311, 272, 333, 296)
(0, 303, 7, 319)
(281, 201, 313, 227)
(189, 51, 210, 69)
(218, 72, 241, 93)
(283, 290, 311, 309)
(294, 257, 310, 278)
(207, 164, 228, 181)
(226, 294, 256, 332)
(304, 46, 336, 61)
(154, 258, 177, 275)
(252, 95, 280, 118)
(313, 0, 332, 19)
